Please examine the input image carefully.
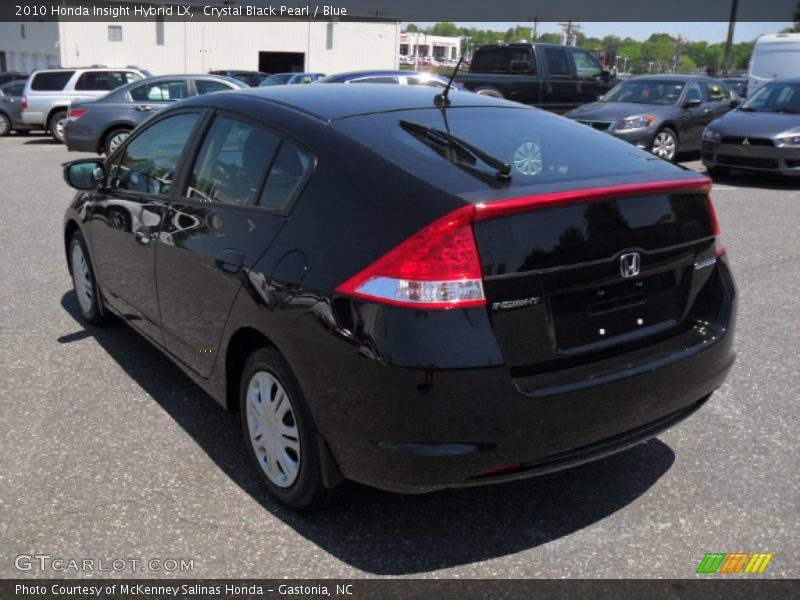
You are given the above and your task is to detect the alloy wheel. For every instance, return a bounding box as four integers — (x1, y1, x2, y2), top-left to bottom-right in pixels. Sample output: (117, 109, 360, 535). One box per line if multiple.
(108, 131, 129, 154)
(54, 117, 66, 142)
(652, 131, 677, 160)
(245, 371, 301, 488)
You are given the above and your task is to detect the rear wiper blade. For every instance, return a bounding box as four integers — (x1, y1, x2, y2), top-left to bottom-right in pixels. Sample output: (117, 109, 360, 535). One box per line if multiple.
(399, 119, 512, 181)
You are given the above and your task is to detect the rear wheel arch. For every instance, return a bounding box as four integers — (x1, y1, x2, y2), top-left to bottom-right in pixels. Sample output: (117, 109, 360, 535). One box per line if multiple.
(64, 220, 81, 271)
(46, 105, 69, 129)
(224, 327, 278, 412)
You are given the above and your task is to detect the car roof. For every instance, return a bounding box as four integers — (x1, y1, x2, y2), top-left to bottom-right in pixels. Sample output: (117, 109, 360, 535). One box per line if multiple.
(205, 83, 523, 121)
(326, 70, 413, 79)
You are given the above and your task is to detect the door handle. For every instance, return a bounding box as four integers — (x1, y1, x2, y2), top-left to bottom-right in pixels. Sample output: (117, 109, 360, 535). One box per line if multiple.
(215, 249, 245, 274)
(135, 105, 154, 112)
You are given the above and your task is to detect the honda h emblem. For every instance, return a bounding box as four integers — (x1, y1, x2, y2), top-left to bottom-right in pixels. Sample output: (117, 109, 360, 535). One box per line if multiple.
(620, 252, 641, 278)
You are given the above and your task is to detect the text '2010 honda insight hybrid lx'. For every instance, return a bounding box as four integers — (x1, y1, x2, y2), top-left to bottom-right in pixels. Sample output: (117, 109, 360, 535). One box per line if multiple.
(62, 85, 736, 510)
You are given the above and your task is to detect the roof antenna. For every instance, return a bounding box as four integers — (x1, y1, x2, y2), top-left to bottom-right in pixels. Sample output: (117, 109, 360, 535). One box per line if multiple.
(434, 56, 464, 108)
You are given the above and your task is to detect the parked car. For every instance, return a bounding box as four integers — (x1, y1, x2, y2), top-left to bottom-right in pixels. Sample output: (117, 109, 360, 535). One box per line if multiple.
(0, 71, 28, 86)
(454, 42, 616, 112)
(723, 77, 748, 98)
(64, 74, 247, 155)
(747, 33, 800, 98)
(317, 70, 465, 89)
(0, 79, 33, 136)
(21, 68, 148, 142)
(62, 84, 735, 510)
(702, 77, 800, 177)
(260, 72, 326, 86)
(208, 70, 269, 87)
(565, 75, 738, 161)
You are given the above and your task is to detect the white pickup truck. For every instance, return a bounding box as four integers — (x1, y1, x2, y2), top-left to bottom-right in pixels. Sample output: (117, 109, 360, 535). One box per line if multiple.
(21, 68, 148, 142)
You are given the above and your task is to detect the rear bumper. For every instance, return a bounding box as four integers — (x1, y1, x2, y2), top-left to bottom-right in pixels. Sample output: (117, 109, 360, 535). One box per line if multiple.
(299, 258, 737, 493)
(64, 121, 99, 152)
(702, 141, 800, 175)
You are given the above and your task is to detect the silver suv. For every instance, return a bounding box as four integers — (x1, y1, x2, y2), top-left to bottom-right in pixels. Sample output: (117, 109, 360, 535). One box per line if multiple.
(21, 68, 148, 142)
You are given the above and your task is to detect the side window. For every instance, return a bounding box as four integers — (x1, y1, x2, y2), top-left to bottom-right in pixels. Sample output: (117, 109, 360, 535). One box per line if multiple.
(493, 48, 535, 74)
(543, 48, 571, 77)
(705, 81, 727, 102)
(570, 49, 603, 79)
(351, 77, 400, 84)
(685, 82, 705, 103)
(130, 80, 190, 102)
(75, 72, 112, 91)
(258, 140, 313, 212)
(470, 49, 496, 74)
(111, 113, 199, 195)
(30, 71, 74, 91)
(186, 116, 280, 206)
(195, 79, 233, 95)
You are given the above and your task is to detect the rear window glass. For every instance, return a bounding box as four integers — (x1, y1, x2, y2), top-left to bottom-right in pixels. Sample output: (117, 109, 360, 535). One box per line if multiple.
(31, 71, 74, 91)
(334, 107, 678, 196)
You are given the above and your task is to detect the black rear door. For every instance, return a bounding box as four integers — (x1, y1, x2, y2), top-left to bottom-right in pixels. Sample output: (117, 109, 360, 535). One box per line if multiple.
(155, 111, 314, 377)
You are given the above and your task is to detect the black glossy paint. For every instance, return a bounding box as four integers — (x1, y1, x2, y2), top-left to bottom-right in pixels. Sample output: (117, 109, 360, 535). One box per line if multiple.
(64, 85, 737, 493)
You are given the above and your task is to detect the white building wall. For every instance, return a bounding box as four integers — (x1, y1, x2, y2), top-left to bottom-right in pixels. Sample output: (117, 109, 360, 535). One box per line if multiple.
(55, 20, 399, 74)
(0, 22, 60, 71)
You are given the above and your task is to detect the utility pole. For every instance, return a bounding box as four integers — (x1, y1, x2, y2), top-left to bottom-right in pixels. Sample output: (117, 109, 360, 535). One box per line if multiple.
(722, 0, 739, 75)
(531, 16, 538, 41)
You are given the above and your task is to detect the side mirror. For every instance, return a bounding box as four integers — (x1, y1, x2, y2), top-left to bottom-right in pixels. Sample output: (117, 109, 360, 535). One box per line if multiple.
(730, 97, 741, 108)
(684, 98, 702, 108)
(63, 159, 105, 190)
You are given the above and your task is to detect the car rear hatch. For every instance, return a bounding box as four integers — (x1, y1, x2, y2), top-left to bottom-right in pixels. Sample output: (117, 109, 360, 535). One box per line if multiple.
(472, 179, 724, 386)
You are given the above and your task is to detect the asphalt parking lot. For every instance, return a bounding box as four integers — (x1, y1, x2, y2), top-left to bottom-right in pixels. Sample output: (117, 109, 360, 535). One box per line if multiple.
(0, 132, 797, 579)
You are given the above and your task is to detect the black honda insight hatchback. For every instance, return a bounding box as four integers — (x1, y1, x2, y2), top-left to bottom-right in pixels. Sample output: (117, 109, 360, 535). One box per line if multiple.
(62, 85, 736, 509)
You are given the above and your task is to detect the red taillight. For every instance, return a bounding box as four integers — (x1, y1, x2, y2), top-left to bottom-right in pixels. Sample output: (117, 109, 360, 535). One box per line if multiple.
(706, 193, 726, 257)
(21, 99, 28, 111)
(335, 205, 485, 310)
(68, 108, 88, 119)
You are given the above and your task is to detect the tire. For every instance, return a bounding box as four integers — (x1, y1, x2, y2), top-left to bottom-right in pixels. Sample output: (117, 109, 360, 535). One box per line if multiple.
(707, 166, 730, 178)
(0, 113, 10, 137)
(103, 127, 131, 156)
(49, 110, 67, 143)
(69, 231, 109, 325)
(650, 127, 678, 162)
(239, 346, 334, 511)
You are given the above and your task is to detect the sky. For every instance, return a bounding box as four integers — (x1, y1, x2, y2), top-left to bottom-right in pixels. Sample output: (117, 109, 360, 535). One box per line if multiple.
(409, 22, 792, 43)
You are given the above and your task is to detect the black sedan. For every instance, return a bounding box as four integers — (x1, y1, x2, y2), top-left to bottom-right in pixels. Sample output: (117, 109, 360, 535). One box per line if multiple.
(64, 74, 247, 155)
(62, 85, 736, 510)
(702, 78, 800, 177)
(566, 75, 738, 161)
(0, 79, 31, 136)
